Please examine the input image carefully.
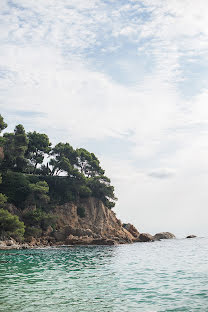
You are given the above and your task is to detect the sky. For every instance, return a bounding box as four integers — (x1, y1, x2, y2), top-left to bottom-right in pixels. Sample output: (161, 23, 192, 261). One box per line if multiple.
(1, 0, 208, 237)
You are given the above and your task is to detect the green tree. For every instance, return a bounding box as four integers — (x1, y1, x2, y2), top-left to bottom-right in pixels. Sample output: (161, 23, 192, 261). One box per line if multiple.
(0, 115, 7, 148)
(0, 208, 25, 239)
(2, 124, 28, 172)
(14, 124, 28, 171)
(0, 172, 30, 207)
(28, 181, 50, 207)
(0, 193, 7, 207)
(0, 115, 7, 133)
(87, 175, 117, 209)
(0, 174, 8, 208)
(76, 148, 104, 177)
(26, 131, 51, 173)
(23, 209, 55, 231)
(50, 143, 76, 176)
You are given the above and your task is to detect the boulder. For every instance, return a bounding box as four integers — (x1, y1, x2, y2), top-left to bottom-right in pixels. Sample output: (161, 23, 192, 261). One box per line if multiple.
(64, 226, 94, 238)
(75, 228, 94, 237)
(91, 238, 118, 245)
(21, 243, 30, 249)
(186, 235, 197, 239)
(65, 235, 92, 245)
(123, 223, 139, 238)
(137, 233, 155, 242)
(0, 239, 20, 250)
(6, 238, 16, 246)
(154, 232, 175, 240)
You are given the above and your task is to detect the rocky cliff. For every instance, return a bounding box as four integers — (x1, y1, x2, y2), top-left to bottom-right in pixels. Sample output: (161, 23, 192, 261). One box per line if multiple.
(48, 197, 135, 245)
(3, 197, 135, 248)
(1, 197, 177, 249)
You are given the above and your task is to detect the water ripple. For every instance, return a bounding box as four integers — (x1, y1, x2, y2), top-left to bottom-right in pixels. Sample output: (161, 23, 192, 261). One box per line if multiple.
(0, 238, 208, 311)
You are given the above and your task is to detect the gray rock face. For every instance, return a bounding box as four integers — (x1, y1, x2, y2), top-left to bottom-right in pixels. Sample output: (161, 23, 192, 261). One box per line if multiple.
(186, 235, 197, 238)
(154, 232, 176, 240)
(137, 233, 155, 242)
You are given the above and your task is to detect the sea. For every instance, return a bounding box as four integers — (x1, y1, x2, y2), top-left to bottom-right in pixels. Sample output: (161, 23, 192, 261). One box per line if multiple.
(0, 237, 207, 312)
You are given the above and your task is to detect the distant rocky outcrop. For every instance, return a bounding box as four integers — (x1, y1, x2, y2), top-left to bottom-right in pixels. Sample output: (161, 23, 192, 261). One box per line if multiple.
(136, 233, 155, 242)
(154, 232, 176, 240)
(186, 235, 197, 239)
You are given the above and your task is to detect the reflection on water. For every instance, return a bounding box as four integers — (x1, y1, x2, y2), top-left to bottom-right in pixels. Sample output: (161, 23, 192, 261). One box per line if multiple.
(0, 239, 208, 312)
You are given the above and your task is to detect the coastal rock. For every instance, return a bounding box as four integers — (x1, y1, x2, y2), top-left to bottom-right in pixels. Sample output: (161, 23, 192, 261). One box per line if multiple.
(123, 223, 139, 238)
(0, 239, 20, 250)
(65, 235, 92, 245)
(1, 197, 136, 248)
(0, 241, 7, 248)
(186, 235, 197, 238)
(137, 233, 155, 242)
(53, 197, 135, 244)
(5, 239, 16, 246)
(21, 243, 30, 249)
(91, 238, 118, 245)
(154, 232, 176, 240)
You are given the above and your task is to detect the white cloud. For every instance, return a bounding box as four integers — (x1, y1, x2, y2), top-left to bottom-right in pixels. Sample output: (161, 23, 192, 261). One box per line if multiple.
(148, 168, 175, 179)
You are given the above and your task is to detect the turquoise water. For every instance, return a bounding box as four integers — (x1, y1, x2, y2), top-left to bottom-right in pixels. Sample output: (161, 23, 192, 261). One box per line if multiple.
(0, 238, 208, 312)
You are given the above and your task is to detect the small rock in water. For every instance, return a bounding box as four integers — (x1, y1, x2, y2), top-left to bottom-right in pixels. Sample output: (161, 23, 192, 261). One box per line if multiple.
(154, 232, 175, 240)
(137, 233, 155, 242)
(186, 235, 197, 239)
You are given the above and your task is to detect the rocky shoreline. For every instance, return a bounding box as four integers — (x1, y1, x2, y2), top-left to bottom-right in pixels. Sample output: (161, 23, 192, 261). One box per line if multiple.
(0, 198, 197, 250)
(1, 231, 195, 250)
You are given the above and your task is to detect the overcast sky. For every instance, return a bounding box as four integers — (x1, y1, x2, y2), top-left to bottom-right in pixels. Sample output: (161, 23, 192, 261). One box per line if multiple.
(1, 0, 208, 237)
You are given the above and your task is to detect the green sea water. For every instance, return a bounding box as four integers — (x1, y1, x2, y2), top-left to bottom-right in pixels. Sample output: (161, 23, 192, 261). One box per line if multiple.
(0, 237, 208, 312)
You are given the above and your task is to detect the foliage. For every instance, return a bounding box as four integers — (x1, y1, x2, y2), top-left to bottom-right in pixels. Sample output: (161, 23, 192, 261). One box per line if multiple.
(28, 181, 50, 207)
(77, 206, 86, 218)
(75, 148, 104, 177)
(0, 208, 25, 239)
(2, 124, 28, 172)
(0, 172, 30, 207)
(78, 185, 92, 198)
(0, 115, 117, 211)
(0, 172, 7, 209)
(23, 209, 55, 231)
(0, 193, 7, 208)
(29, 181, 49, 194)
(87, 176, 117, 209)
(0, 115, 7, 133)
(26, 131, 51, 173)
(49, 142, 76, 176)
(24, 226, 42, 239)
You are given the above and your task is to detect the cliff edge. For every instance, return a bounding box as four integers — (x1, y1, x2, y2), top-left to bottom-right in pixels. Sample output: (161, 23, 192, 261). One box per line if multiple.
(1, 197, 135, 248)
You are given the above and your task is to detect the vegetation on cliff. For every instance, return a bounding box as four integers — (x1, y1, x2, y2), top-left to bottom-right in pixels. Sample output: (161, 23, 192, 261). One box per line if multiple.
(0, 115, 117, 240)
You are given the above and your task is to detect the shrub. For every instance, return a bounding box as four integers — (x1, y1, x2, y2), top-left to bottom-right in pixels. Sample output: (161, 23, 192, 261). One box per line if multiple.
(24, 226, 42, 239)
(77, 206, 86, 218)
(0, 193, 7, 208)
(0, 208, 25, 239)
(0, 171, 30, 207)
(79, 185, 92, 198)
(23, 209, 56, 231)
